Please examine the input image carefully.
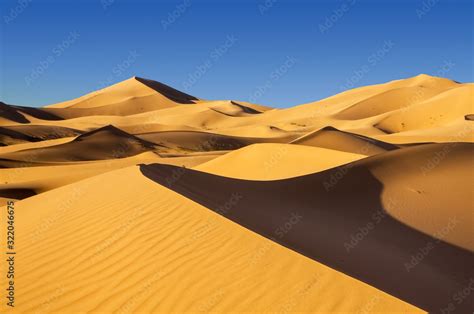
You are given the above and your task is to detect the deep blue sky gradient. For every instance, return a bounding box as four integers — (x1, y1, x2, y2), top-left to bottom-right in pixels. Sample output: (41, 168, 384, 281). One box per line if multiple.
(0, 0, 472, 107)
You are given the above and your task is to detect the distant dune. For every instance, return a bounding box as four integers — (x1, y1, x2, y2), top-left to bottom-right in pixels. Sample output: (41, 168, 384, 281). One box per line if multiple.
(1, 74, 472, 313)
(195, 143, 366, 179)
(291, 126, 399, 155)
(0, 125, 158, 162)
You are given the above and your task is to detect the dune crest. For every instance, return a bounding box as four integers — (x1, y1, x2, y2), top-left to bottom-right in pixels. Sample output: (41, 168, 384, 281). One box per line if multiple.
(140, 143, 474, 313)
(195, 143, 367, 179)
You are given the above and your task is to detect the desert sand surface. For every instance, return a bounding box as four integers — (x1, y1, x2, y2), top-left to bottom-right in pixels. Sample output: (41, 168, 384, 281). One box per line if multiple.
(195, 143, 367, 179)
(6, 166, 420, 313)
(0, 74, 473, 313)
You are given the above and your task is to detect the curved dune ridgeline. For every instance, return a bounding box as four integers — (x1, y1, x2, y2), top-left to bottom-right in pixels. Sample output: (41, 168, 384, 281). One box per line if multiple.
(140, 143, 474, 313)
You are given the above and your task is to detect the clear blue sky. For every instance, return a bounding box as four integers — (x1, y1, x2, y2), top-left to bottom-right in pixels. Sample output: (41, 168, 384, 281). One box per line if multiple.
(0, 0, 472, 108)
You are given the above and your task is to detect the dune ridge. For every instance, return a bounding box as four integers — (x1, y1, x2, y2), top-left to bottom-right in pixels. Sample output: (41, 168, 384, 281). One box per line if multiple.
(0, 125, 159, 162)
(140, 143, 474, 313)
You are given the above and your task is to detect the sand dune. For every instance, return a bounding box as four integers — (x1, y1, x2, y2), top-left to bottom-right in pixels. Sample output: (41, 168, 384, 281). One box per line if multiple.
(0, 125, 80, 147)
(213, 123, 303, 138)
(375, 120, 474, 143)
(0, 152, 215, 204)
(0, 102, 31, 124)
(141, 143, 474, 313)
(0, 124, 81, 146)
(118, 100, 268, 131)
(291, 126, 398, 155)
(367, 142, 474, 251)
(0, 101, 63, 124)
(45, 76, 198, 109)
(37, 77, 201, 119)
(0, 126, 42, 146)
(6, 165, 420, 313)
(0, 137, 74, 154)
(207, 100, 269, 116)
(195, 143, 366, 179)
(0, 125, 159, 162)
(0, 74, 472, 313)
(335, 84, 456, 120)
(375, 84, 473, 133)
(138, 130, 296, 152)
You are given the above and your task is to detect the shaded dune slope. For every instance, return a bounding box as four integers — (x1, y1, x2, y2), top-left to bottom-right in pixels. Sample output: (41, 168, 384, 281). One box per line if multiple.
(209, 101, 265, 117)
(138, 130, 296, 152)
(42, 77, 199, 118)
(0, 125, 80, 146)
(0, 126, 42, 146)
(6, 124, 81, 139)
(291, 126, 399, 155)
(0, 188, 36, 202)
(134, 76, 198, 104)
(0, 125, 158, 162)
(0, 101, 63, 124)
(230, 100, 263, 114)
(140, 144, 474, 313)
(0, 102, 30, 124)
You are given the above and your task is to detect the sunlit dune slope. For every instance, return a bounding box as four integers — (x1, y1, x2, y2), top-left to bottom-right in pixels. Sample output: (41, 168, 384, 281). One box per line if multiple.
(366, 142, 474, 251)
(195, 143, 366, 179)
(374, 120, 474, 144)
(375, 84, 474, 133)
(45, 76, 198, 109)
(0, 137, 74, 155)
(0, 152, 216, 203)
(334, 84, 457, 120)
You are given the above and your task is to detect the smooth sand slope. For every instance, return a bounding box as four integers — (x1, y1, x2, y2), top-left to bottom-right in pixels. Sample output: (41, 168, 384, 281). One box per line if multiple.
(43, 77, 198, 114)
(0, 152, 216, 205)
(3, 166, 421, 313)
(374, 84, 473, 133)
(0, 137, 74, 154)
(195, 143, 367, 180)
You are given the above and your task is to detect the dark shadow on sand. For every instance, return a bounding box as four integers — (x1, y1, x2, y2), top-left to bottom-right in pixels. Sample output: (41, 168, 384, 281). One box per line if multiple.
(135, 77, 198, 104)
(139, 162, 473, 313)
